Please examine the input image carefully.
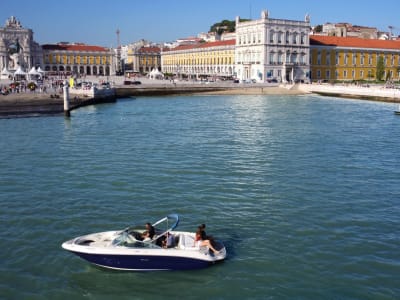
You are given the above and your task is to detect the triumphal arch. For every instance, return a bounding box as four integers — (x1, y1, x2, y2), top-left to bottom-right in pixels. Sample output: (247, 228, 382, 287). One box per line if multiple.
(0, 16, 42, 71)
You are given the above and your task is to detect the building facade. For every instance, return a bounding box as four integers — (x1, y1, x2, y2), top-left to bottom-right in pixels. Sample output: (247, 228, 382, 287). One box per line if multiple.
(127, 46, 161, 74)
(161, 39, 235, 79)
(235, 10, 311, 83)
(310, 35, 400, 82)
(0, 16, 42, 71)
(41, 43, 113, 76)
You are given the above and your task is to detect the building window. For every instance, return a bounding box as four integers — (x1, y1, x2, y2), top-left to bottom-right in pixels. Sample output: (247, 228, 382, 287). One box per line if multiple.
(317, 70, 321, 78)
(299, 53, 305, 64)
(360, 54, 365, 65)
(278, 32, 282, 43)
(317, 51, 321, 65)
(269, 52, 274, 64)
(301, 33, 305, 45)
(326, 52, 330, 65)
(278, 52, 283, 64)
(335, 52, 339, 65)
(368, 53, 373, 65)
(344, 70, 347, 78)
(352, 53, 357, 65)
(286, 31, 290, 44)
(326, 70, 330, 79)
(292, 33, 297, 44)
(270, 31, 274, 43)
(360, 70, 364, 78)
(344, 53, 348, 65)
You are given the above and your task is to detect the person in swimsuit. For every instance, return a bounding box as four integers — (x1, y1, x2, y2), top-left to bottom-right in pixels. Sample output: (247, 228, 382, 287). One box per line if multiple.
(194, 226, 219, 254)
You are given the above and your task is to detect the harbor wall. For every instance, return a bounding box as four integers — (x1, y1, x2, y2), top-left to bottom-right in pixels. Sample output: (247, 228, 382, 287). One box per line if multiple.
(299, 83, 400, 102)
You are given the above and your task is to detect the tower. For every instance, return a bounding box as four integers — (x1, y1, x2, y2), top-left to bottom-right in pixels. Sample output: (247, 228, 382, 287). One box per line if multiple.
(116, 29, 122, 75)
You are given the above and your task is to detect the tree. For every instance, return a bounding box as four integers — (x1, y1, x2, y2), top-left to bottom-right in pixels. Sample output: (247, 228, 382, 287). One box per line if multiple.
(209, 20, 236, 35)
(376, 56, 385, 81)
(314, 25, 323, 33)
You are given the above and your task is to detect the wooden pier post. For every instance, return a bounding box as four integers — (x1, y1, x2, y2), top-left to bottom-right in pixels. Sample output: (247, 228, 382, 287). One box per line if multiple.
(63, 80, 70, 117)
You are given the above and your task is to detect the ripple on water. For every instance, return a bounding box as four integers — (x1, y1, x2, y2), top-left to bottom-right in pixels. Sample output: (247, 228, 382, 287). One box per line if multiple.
(0, 95, 399, 299)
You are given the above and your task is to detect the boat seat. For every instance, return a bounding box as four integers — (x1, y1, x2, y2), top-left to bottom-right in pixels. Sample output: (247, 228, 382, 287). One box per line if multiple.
(178, 234, 198, 250)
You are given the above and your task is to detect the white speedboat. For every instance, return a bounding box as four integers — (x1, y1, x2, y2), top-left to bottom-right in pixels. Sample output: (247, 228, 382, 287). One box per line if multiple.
(61, 214, 226, 271)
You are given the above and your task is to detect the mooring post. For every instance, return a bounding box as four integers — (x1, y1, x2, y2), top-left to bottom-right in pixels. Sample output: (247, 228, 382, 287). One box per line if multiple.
(63, 80, 70, 117)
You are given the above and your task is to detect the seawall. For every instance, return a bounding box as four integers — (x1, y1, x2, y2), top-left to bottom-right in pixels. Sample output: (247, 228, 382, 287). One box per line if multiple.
(298, 83, 400, 103)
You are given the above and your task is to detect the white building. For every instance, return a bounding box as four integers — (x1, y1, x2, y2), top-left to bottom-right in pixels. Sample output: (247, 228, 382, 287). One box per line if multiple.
(0, 16, 42, 72)
(235, 10, 310, 83)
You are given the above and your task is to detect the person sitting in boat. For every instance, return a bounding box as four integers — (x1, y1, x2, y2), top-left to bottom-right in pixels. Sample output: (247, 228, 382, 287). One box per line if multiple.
(142, 222, 155, 240)
(162, 232, 175, 248)
(200, 223, 216, 247)
(194, 226, 219, 254)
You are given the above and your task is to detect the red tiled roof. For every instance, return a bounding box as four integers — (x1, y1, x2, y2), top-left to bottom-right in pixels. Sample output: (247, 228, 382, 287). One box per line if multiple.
(197, 39, 236, 48)
(310, 35, 400, 50)
(137, 46, 161, 54)
(42, 44, 109, 52)
(165, 39, 235, 52)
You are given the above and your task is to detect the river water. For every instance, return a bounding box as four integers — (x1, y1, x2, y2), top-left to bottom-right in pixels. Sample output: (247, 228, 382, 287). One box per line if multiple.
(0, 94, 399, 299)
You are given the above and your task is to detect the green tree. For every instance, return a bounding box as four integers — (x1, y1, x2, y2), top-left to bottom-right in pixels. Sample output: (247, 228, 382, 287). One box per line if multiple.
(376, 56, 385, 81)
(209, 20, 236, 35)
(314, 25, 323, 33)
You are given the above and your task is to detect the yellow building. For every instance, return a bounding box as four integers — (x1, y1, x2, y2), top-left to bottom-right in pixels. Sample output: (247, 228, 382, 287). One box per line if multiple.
(42, 43, 112, 76)
(126, 46, 161, 74)
(161, 40, 236, 79)
(310, 35, 400, 82)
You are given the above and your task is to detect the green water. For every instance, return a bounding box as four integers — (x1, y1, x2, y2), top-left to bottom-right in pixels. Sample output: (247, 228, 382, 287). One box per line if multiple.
(0, 95, 399, 299)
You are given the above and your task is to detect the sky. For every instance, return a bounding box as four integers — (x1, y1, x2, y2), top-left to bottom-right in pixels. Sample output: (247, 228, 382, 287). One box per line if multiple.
(1, 0, 399, 47)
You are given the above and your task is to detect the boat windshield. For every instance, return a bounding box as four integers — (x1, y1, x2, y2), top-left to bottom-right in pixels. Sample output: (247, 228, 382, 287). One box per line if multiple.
(123, 214, 179, 239)
(112, 232, 160, 248)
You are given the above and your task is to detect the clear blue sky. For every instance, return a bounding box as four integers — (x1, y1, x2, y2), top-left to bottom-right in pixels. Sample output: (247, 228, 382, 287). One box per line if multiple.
(1, 0, 399, 47)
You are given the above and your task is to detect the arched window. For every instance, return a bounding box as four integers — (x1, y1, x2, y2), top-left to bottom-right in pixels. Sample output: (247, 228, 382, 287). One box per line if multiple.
(270, 30, 274, 43)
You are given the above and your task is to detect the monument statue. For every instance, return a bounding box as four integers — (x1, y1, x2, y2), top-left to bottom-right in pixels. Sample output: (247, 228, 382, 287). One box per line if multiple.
(8, 38, 23, 69)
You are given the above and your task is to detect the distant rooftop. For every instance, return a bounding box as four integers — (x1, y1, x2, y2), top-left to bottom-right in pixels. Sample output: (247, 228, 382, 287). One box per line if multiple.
(42, 43, 109, 52)
(310, 35, 400, 50)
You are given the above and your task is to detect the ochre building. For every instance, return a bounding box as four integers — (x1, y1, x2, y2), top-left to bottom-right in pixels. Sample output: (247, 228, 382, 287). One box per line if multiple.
(127, 46, 161, 74)
(310, 35, 400, 82)
(161, 40, 235, 79)
(42, 43, 113, 76)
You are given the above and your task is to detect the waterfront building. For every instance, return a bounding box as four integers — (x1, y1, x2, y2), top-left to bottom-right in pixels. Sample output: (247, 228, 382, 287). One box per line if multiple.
(41, 43, 113, 76)
(161, 39, 235, 80)
(0, 16, 42, 72)
(310, 35, 400, 82)
(235, 10, 311, 83)
(42, 43, 115, 76)
(127, 45, 161, 74)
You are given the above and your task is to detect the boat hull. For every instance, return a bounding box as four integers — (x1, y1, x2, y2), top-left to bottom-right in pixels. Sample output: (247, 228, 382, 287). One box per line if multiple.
(70, 251, 215, 271)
